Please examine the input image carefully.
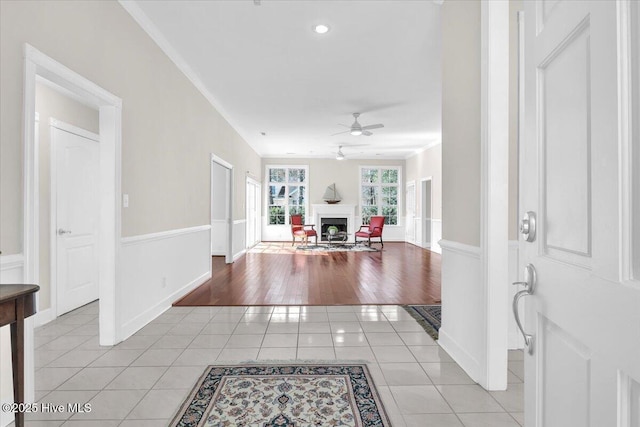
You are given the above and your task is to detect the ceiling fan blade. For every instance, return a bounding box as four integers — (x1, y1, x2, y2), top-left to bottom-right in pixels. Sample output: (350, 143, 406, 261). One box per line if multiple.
(362, 130, 373, 136)
(331, 130, 350, 136)
(362, 123, 384, 130)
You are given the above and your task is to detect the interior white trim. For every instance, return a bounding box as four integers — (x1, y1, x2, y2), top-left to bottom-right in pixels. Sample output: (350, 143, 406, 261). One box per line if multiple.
(438, 329, 482, 382)
(479, 0, 510, 390)
(21, 45, 123, 408)
(49, 118, 100, 142)
(211, 154, 234, 263)
(0, 254, 24, 272)
(438, 239, 481, 258)
(121, 225, 211, 246)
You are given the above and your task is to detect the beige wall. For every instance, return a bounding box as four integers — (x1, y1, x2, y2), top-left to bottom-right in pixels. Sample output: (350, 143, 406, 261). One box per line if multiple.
(261, 157, 406, 215)
(0, 0, 261, 257)
(35, 81, 100, 311)
(441, 0, 482, 247)
(406, 144, 442, 220)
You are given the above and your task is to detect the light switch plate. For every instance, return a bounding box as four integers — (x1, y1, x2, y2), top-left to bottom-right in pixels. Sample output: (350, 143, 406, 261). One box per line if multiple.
(123, 194, 129, 208)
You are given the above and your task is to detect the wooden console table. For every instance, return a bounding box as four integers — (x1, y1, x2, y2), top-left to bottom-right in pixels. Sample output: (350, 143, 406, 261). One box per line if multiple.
(0, 284, 39, 427)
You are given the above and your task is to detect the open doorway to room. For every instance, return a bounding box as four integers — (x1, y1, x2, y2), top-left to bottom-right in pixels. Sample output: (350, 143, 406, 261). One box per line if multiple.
(420, 178, 432, 250)
(35, 79, 101, 320)
(210, 155, 233, 264)
(23, 45, 122, 348)
(245, 176, 261, 250)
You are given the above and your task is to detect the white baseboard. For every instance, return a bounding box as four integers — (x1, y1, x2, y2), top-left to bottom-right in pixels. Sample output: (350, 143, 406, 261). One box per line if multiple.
(121, 271, 210, 340)
(34, 308, 55, 327)
(232, 220, 246, 260)
(438, 328, 482, 382)
(233, 249, 247, 262)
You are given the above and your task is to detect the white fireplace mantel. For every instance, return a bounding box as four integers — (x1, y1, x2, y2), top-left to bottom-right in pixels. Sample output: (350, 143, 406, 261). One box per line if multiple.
(311, 204, 357, 235)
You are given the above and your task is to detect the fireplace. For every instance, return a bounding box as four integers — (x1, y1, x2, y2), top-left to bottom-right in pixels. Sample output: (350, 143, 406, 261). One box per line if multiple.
(312, 204, 357, 241)
(320, 217, 348, 241)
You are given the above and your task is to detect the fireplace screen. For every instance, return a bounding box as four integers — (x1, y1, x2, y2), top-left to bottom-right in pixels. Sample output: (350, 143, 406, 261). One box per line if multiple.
(320, 217, 348, 241)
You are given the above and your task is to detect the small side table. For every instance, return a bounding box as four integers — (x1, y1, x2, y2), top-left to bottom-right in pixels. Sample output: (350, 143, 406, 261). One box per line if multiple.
(0, 284, 39, 427)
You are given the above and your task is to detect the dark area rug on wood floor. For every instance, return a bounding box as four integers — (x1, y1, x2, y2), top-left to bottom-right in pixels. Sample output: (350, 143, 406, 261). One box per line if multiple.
(402, 304, 442, 340)
(171, 364, 391, 427)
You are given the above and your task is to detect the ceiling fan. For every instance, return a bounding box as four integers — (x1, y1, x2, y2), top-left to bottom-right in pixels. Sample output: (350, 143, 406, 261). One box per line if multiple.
(334, 143, 367, 160)
(332, 113, 384, 137)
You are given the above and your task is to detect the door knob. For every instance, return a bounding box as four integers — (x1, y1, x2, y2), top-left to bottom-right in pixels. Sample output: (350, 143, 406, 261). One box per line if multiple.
(520, 211, 536, 242)
(513, 264, 536, 354)
(57, 228, 72, 235)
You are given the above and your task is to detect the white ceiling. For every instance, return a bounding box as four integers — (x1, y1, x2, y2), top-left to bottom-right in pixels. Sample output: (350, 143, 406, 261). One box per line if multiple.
(125, 0, 442, 159)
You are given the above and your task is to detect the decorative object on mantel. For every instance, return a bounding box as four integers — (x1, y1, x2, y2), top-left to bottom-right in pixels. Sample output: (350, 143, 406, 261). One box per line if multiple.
(323, 183, 342, 204)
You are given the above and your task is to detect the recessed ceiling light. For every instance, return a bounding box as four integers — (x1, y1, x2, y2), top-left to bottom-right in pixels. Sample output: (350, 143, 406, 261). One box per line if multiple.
(313, 24, 330, 34)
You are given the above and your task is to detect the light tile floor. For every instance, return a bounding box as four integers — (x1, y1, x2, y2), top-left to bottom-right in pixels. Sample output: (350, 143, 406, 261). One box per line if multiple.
(18, 302, 524, 426)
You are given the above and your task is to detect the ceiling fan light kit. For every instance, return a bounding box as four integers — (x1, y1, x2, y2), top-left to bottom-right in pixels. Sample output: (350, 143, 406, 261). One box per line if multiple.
(333, 113, 384, 137)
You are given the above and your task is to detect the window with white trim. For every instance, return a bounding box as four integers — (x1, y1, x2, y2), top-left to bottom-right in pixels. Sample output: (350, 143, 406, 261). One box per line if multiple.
(266, 166, 308, 225)
(359, 166, 401, 225)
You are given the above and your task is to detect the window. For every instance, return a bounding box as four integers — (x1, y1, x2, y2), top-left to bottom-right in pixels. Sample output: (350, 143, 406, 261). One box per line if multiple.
(266, 166, 308, 225)
(360, 166, 400, 225)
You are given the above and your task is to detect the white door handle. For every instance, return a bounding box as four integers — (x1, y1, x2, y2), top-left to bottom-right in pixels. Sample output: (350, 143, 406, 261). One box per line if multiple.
(513, 264, 536, 354)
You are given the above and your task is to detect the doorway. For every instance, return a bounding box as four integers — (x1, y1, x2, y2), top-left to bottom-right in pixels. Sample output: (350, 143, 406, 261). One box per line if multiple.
(23, 45, 122, 348)
(421, 178, 432, 249)
(210, 154, 233, 264)
(246, 177, 261, 249)
(50, 120, 100, 316)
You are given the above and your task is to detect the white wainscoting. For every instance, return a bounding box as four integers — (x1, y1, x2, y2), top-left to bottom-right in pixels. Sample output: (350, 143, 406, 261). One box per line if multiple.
(0, 254, 27, 427)
(438, 239, 521, 385)
(232, 219, 246, 261)
(120, 225, 211, 340)
(431, 220, 442, 254)
(438, 240, 484, 383)
(211, 219, 228, 256)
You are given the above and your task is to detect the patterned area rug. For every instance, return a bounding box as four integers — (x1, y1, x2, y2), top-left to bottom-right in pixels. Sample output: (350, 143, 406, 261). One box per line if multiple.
(402, 305, 442, 340)
(296, 244, 379, 253)
(171, 364, 391, 427)
(248, 242, 379, 255)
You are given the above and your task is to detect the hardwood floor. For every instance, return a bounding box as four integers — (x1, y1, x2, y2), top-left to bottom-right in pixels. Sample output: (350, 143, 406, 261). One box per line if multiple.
(175, 242, 441, 306)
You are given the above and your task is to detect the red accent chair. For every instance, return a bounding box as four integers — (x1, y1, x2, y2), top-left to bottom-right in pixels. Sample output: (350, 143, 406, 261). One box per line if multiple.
(291, 214, 317, 246)
(355, 216, 385, 247)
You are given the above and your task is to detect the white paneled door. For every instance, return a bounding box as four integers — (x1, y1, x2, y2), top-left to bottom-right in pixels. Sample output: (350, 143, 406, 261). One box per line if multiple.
(521, 1, 639, 427)
(52, 123, 100, 316)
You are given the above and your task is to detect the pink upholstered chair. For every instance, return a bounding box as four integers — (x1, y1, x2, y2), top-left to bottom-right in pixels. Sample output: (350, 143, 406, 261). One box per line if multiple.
(290, 214, 317, 246)
(355, 215, 385, 247)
